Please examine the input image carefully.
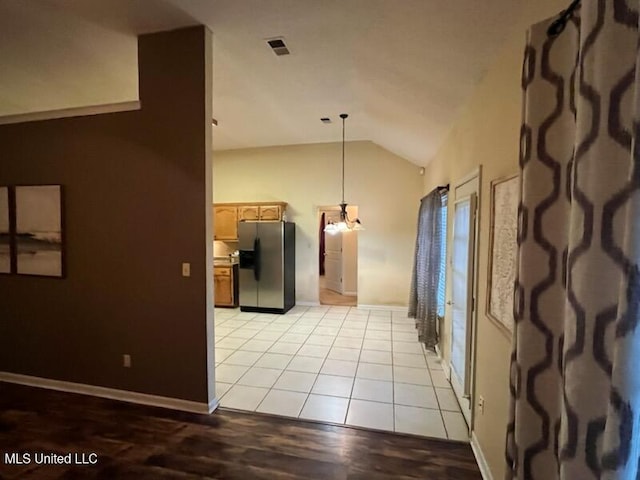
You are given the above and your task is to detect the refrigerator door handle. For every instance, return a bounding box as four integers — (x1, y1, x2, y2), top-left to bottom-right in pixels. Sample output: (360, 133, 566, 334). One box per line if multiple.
(254, 237, 261, 282)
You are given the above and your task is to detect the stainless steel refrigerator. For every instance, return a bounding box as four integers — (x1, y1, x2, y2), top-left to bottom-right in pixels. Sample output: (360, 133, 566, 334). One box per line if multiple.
(238, 221, 296, 314)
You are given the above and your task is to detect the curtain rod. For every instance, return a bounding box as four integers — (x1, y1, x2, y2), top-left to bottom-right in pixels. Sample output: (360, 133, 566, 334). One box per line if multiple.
(421, 184, 449, 202)
(547, 0, 581, 36)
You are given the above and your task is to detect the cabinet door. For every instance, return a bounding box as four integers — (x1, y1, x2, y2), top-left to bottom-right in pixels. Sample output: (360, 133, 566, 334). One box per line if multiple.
(214, 273, 233, 306)
(259, 205, 281, 220)
(238, 206, 260, 221)
(214, 206, 238, 241)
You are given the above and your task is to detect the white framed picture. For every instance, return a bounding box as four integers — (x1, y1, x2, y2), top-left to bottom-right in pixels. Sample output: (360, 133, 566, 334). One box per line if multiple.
(487, 174, 519, 335)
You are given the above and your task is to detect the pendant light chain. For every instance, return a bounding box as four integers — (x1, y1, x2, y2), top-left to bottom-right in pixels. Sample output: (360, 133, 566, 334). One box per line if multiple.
(323, 113, 363, 234)
(341, 113, 346, 204)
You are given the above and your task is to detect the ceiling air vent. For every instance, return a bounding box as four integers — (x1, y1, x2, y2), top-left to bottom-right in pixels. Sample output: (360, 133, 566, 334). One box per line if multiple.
(266, 37, 290, 56)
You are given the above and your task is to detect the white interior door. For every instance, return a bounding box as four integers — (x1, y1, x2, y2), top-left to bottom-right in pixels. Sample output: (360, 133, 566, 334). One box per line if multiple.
(324, 211, 343, 294)
(450, 193, 477, 425)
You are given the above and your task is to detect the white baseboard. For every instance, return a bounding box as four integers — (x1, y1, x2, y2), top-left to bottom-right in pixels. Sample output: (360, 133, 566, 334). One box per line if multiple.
(0, 101, 141, 125)
(0, 371, 215, 414)
(435, 345, 451, 379)
(357, 304, 408, 313)
(296, 301, 321, 307)
(296, 302, 407, 311)
(471, 432, 494, 480)
(443, 362, 451, 380)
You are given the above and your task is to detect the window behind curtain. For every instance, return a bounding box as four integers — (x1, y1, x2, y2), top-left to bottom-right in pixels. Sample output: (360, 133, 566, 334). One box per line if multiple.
(437, 193, 448, 317)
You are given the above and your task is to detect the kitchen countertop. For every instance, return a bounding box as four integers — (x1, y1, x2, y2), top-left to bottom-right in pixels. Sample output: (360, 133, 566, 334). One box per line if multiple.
(214, 256, 238, 266)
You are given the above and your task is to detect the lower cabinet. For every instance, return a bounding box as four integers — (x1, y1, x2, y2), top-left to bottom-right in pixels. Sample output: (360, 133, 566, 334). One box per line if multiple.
(214, 264, 239, 308)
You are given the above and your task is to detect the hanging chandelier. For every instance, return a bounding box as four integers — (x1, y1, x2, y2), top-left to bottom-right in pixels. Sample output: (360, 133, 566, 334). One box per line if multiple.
(324, 113, 364, 235)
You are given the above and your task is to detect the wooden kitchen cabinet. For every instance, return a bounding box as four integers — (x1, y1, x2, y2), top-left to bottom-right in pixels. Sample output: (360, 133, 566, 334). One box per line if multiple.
(213, 206, 238, 241)
(238, 206, 260, 221)
(213, 202, 288, 241)
(259, 205, 281, 220)
(214, 264, 238, 307)
(239, 205, 282, 221)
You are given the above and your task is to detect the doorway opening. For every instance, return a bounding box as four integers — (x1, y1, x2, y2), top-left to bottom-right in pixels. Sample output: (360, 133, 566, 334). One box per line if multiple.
(448, 167, 481, 428)
(318, 205, 358, 306)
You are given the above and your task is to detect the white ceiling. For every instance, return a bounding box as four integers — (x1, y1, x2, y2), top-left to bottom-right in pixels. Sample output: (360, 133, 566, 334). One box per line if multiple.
(0, 0, 522, 165)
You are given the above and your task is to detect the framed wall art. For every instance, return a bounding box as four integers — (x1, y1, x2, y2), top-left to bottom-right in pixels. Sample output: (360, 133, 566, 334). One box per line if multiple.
(0, 186, 10, 274)
(486, 174, 519, 335)
(15, 185, 64, 277)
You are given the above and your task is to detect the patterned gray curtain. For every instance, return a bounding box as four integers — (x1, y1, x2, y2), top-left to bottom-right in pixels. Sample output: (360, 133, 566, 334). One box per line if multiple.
(506, 2, 640, 479)
(408, 188, 444, 349)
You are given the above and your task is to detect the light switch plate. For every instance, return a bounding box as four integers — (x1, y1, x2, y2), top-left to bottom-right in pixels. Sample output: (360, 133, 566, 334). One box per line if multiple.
(182, 263, 191, 277)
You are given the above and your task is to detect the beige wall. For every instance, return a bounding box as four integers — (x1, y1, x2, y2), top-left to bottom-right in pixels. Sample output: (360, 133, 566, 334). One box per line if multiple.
(424, 1, 566, 477)
(0, 1, 139, 118)
(0, 27, 214, 405)
(214, 141, 423, 306)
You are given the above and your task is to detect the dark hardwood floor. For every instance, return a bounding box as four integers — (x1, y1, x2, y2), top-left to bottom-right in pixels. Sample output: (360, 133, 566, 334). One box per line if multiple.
(0, 382, 481, 479)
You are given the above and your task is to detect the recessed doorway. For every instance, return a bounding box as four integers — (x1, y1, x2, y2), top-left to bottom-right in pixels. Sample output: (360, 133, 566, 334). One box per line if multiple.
(318, 206, 358, 306)
(449, 167, 481, 428)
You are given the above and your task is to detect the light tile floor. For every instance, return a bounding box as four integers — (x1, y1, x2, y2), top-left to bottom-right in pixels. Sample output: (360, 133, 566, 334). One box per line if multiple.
(214, 305, 469, 442)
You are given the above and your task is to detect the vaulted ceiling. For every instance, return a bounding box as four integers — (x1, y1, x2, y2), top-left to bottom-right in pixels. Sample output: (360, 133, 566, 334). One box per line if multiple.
(0, 0, 522, 165)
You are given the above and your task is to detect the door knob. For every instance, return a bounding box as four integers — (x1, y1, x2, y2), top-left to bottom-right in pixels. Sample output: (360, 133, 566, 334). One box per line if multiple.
(447, 301, 454, 306)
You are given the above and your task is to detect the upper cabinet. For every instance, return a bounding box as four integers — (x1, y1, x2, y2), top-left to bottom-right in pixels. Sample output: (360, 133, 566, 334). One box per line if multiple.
(238, 206, 259, 222)
(259, 205, 282, 220)
(213, 205, 238, 241)
(214, 202, 287, 241)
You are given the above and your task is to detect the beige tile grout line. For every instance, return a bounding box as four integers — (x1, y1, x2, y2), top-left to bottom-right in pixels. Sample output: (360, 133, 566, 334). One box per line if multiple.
(424, 343, 451, 439)
(224, 311, 295, 409)
(343, 308, 369, 426)
(296, 306, 353, 424)
(254, 310, 312, 414)
(297, 309, 336, 422)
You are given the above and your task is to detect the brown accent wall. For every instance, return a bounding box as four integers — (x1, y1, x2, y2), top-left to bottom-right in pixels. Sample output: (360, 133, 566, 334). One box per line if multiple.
(0, 26, 214, 403)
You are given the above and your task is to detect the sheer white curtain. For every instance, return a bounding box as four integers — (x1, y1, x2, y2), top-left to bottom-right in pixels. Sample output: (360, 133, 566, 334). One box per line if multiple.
(506, 2, 640, 479)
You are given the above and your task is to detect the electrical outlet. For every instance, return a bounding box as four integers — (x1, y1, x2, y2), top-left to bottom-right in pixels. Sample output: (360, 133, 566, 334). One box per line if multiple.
(123, 354, 131, 368)
(182, 263, 191, 277)
(478, 396, 485, 414)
